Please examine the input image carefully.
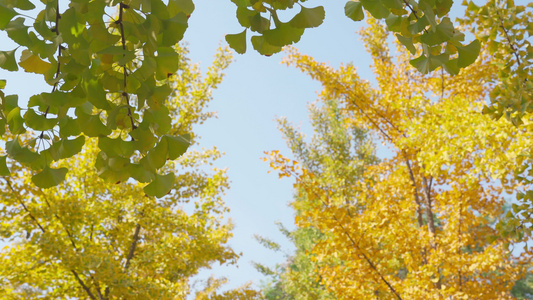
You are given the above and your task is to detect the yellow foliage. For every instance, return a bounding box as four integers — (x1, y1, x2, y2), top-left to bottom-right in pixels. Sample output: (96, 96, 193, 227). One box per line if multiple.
(271, 21, 531, 299)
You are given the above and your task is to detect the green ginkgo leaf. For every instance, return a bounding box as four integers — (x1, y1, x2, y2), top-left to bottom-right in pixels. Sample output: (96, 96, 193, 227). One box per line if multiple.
(6, 137, 39, 164)
(168, 0, 195, 15)
(141, 137, 168, 172)
(161, 13, 188, 47)
(48, 136, 85, 161)
(13, 0, 35, 10)
(24, 109, 58, 131)
(144, 172, 175, 198)
(155, 47, 180, 80)
(0, 4, 17, 29)
(75, 107, 112, 137)
(360, 0, 390, 19)
(345, 1, 365, 21)
(0, 49, 18, 71)
(165, 133, 190, 160)
(410, 53, 449, 74)
(32, 167, 68, 188)
(251, 35, 282, 56)
(457, 39, 481, 68)
(263, 22, 304, 47)
(226, 29, 247, 54)
(290, 6, 325, 28)
(395, 34, 416, 55)
(0, 155, 10, 176)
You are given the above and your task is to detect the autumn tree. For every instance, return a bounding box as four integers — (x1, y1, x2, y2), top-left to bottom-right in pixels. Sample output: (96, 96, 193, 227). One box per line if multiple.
(258, 97, 377, 299)
(459, 0, 533, 244)
(268, 19, 532, 299)
(0, 45, 257, 299)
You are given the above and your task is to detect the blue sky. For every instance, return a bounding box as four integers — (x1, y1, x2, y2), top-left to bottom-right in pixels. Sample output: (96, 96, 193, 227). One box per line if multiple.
(183, 0, 376, 293)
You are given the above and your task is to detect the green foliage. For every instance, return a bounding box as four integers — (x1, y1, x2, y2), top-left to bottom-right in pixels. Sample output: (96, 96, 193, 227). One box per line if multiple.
(0, 0, 487, 194)
(226, 0, 479, 73)
(0, 0, 194, 195)
(513, 273, 533, 300)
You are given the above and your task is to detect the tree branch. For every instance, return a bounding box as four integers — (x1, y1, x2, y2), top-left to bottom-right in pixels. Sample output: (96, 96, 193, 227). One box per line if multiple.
(118, 2, 137, 132)
(72, 270, 97, 300)
(124, 222, 142, 271)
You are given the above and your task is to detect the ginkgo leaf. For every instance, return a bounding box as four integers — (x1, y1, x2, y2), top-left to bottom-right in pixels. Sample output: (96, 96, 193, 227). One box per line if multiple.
(345, 1, 365, 21)
(144, 172, 175, 198)
(410, 53, 449, 73)
(12, 0, 35, 10)
(161, 13, 188, 47)
(0, 155, 10, 176)
(31, 167, 68, 188)
(24, 108, 57, 131)
(155, 47, 180, 80)
(6, 106, 25, 134)
(360, 0, 390, 19)
(396, 34, 416, 54)
(226, 30, 247, 54)
(6, 137, 39, 163)
(236, 6, 255, 27)
(420, 17, 455, 46)
(289, 6, 325, 29)
(141, 138, 168, 172)
(251, 35, 282, 56)
(165, 133, 190, 160)
(6, 18, 32, 48)
(98, 136, 134, 158)
(263, 22, 304, 47)
(0, 49, 18, 71)
(457, 39, 481, 68)
(18, 49, 52, 74)
(75, 106, 112, 137)
(249, 13, 270, 33)
(168, 0, 195, 15)
(0, 4, 17, 29)
(48, 136, 85, 160)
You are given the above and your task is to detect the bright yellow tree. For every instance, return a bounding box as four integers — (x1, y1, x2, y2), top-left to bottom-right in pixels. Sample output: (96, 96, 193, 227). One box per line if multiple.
(268, 20, 532, 299)
(0, 45, 258, 299)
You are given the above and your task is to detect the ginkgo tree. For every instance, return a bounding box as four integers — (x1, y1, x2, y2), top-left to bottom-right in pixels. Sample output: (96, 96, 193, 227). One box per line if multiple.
(0, 0, 481, 194)
(267, 20, 533, 299)
(460, 0, 533, 241)
(0, 45, 260, 299)
(257, 97, 377, 300)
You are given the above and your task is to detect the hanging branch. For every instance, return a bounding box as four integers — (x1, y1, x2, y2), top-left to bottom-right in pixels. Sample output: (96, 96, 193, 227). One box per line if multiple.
(39, 0, 63, 139)
(117, 3, 137, 132)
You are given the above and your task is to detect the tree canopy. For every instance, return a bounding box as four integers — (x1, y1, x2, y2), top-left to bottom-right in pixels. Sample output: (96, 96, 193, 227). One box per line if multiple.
(0, 0, 486, 195)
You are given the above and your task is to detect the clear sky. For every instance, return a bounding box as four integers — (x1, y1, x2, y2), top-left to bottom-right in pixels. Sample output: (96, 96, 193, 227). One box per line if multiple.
(182, 0, 377, 293)
(0, 0, 380, 295)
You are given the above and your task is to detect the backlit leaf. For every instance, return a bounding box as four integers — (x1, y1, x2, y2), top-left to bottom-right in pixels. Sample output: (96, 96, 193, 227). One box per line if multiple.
(144, 172, 175, 198)
(226, 29, 247, 54)
(345, 1, 364, 21)
(31, 167, 68, 188)
(18, 49, 52, 74)
(0, 49, 18, 71)
(290, 6, 325, 28)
